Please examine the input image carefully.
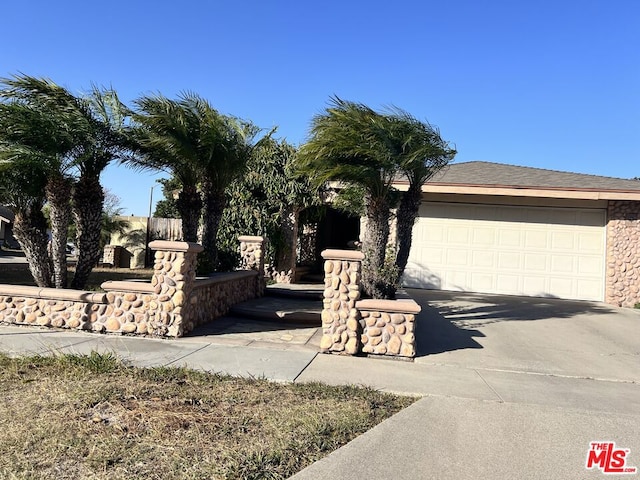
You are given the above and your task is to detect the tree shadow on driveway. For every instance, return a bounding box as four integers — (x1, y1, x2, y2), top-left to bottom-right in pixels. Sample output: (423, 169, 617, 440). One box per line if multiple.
(410, 289, 617, 357)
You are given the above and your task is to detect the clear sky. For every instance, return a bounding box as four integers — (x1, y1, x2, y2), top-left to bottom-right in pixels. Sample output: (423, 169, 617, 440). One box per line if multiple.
(2, 0, 638, 215)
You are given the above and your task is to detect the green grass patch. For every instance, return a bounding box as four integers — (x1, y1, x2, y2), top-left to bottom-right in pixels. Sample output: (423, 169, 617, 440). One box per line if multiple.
(0, 353, 415, 479)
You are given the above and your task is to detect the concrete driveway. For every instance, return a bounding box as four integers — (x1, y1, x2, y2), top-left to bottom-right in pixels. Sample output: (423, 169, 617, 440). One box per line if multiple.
(413, 289, 640, 383)
(294, 289, 640, 480)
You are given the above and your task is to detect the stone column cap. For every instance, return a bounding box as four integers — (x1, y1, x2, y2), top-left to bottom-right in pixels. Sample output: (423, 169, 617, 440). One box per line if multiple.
(321, 249, 364, 261)
(356, 298, 422, 314)
(0, 284, 107, 304)
(238, 235, 264, 243)
(149, 240, 204, 253)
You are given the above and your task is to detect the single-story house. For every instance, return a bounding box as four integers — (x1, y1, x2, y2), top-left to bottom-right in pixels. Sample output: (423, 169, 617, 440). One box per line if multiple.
(395, 161, 640, 308)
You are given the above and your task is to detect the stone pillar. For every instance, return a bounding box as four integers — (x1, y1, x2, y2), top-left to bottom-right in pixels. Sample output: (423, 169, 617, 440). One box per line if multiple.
(239, 235, 265, 295)
(606, 201, 640, 307)
(102, 245, 122, 267)
(148, 240, 203, 337)
(320, 249, 364, 355)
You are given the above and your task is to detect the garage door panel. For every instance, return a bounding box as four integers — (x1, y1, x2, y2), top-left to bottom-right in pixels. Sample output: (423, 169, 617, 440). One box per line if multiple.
(577, 279, 602, 299)
(524, 254, 548, 271)
(472, 250, 495, 267)
(522, 277, 547, 295)
(551, 231, 576, 250)
(497, 230, 521, 248)
(447, 226, 469, 244)
(472, 228, 495, 245)
(471, 273, 495, 291)
(548, 278, 574, 298)
(550, 255, 574, 273)
(498, 252, 521, 269)
(496, 274, 521, 294)
(446, 249, 469, 265)
(423, 225, 444, 242)
(421, 247, 443, 264)
(525, 230, 549, 248)
(447, 271, 469, 290)
(404, 202, 605, 301)
(578, 232, 604, 252)
(578, 257, 602, 274)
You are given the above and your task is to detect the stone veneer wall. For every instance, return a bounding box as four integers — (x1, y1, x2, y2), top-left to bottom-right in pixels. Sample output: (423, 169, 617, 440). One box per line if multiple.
(238, 235, 266, 296)
(357, 299, 420, 357)
(181, 271, 260, 334)
(320, 249, 421, 358)
(0, 287, 107, 330)
(103, 245, 123, 268)
(606, 201, 640, 307)
(0, 238, 265, 338)
(320, 249, 364, 355)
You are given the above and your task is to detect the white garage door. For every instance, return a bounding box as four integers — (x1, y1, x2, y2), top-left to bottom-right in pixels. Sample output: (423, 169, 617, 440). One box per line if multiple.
(403, 202, 606, 301)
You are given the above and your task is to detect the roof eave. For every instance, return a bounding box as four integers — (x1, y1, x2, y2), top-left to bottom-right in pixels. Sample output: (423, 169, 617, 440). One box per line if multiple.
(413, 183, 640, 201)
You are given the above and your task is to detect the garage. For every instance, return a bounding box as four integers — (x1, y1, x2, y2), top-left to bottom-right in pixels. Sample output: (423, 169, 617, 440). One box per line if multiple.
(393, 161, 640, 306)
(403, 202, 606, 301)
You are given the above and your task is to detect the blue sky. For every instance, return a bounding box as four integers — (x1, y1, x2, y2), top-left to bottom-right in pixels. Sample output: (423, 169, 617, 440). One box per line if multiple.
(3, 0, 638, 215)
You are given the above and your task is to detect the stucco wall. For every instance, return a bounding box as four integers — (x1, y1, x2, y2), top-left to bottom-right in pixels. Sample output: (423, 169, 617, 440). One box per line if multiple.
(606, 201, 640, 307)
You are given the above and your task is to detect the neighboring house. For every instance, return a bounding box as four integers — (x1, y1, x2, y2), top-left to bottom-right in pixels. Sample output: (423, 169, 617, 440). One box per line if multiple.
(0, 205, 17, 248)
(396, 161, 640, 307)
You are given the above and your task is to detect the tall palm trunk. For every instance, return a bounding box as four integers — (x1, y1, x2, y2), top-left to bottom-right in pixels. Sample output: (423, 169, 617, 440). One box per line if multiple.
(13, 203, 53, 288)
(361, 195, 391, 299)
(394, 182, 422, 281)
(201, 186, 226, 273)
(45, 174, 72, 288)
(176, 186, 202, 243)
(71, 175, 104, 290)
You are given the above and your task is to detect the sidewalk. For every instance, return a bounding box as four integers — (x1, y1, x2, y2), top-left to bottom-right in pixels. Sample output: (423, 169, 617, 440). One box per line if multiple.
(0, 288, 639, 479)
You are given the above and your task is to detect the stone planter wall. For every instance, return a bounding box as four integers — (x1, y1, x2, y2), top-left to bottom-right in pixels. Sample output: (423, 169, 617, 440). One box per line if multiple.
(320, 249, 421, 358)
(357, 298, 420, 357)
(0, 238, 265, 338)
(606, 201, 640, 307)
(182, 271, 259, 334)
(0, 287, 107, 330)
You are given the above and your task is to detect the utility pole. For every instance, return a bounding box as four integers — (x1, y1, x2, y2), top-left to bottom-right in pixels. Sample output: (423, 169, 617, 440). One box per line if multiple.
(145, 186, 154, 267)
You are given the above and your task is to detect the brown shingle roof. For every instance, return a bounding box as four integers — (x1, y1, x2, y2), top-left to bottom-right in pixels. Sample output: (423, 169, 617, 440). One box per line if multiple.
(425, 161, 640, 192)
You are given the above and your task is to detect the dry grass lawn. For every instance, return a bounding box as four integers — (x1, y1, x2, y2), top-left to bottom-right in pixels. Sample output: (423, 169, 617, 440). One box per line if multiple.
(0, 353, 415, 479)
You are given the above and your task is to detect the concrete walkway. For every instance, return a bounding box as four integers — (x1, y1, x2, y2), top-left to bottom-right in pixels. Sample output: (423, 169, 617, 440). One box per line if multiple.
(0, 288, 639, 479)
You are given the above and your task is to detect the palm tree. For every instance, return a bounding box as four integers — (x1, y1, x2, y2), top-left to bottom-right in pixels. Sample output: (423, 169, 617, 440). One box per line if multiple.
(69, 86, 130, 289)
(2, 75, 131, 290)
(0, 77, 78, 288)
(298, 98, 400, 298)
(0, 158, 53, 287)
(383, 109, 456, 280)
(128, 94, 205, 243)
(129, 93, 260, 272)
